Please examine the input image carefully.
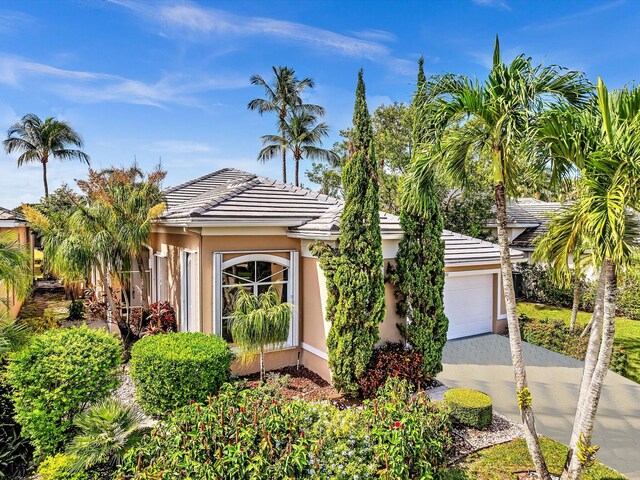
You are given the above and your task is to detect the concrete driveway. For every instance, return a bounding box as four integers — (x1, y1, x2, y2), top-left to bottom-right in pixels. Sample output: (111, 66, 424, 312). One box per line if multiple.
(439, 334, 640, 479)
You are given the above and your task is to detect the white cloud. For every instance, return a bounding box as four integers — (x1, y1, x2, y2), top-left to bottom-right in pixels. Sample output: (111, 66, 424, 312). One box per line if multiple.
(519, 0, 625, 32)
(350, 29, 397, 43)
(472, 0, 511, 10)
(147, 140, 218, 154)
(0, 10, 36, 35)
(0, 54, 248, 107)
(109, 0, 413, 74)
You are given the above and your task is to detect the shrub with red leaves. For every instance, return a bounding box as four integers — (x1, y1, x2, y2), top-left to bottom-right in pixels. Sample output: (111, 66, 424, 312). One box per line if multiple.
(142, 302, 178, 336)
(357, 342, 431, 399)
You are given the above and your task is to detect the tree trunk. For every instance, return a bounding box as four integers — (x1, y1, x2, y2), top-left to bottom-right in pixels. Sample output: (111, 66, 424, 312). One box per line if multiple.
(295, 156, 300, 187)
(280, 118, 287, 183)
(495, 182, 551, 480)
(562, 259, 617, 480)
(42, 159, 49, 198)
(570, 263, 581, 331)
(567, 267, 606, 454)
(135, 254, 150, 310)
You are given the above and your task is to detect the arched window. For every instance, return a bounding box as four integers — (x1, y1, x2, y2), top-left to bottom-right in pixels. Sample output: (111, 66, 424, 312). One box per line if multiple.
(213, 251, 298, 347)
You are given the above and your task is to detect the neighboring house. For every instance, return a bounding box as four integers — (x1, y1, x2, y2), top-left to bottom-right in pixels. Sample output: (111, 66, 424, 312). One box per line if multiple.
(144, 168, 524, 381)
(486, 198, 563, 261)
(0, 206, 33, 317)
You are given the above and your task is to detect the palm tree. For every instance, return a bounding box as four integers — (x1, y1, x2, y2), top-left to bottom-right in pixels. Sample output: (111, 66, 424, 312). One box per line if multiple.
(408, 37, 591, 479)
(68, 398, 146, 473)
(259, 110, 338, 186)
(230, 286, 292, 381)
(4, 114, 90, 198)
(538, 78, 640, 480)
(248, 66, 324, 183)
(0, 231, 31, 307)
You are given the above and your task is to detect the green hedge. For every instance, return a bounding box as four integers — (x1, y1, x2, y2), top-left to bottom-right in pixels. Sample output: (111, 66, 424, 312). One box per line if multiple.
(5, 326, 122, 459)
(38, 454, 88, 480)
(519, 314, 629, 376)
(130, 332, 233, 416)
(444, 388, 492, 429)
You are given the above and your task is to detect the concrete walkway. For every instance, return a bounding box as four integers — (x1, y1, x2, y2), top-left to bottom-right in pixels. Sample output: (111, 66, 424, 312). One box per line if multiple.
(439, 334, 640, 479)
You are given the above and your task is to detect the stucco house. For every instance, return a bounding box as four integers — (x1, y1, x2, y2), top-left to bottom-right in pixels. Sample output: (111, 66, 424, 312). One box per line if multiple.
(486, 198, 563, 261)
(142, 168, 523, 381)
(0, 206, 33, 317)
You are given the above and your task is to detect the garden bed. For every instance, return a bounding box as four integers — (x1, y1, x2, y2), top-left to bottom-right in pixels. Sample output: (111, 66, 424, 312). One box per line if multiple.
(240, 365, 364, 407)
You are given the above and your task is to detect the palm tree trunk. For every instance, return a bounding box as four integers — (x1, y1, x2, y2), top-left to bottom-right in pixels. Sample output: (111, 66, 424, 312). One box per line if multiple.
(295, 157, 300, 187)
(570, 264, 581, 331)
(562, 259, 616, 480)
(135, 254, 150, 310)
(495, 182, 551, 480)
(567, 267, 605, 450)
(42, 159, 49, 198)
(280, 115, 287, 183)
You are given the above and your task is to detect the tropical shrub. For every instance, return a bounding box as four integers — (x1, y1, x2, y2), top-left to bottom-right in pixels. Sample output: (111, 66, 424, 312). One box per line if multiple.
(0, 377, 32, 479)
(119, 383, 314, 479)
(357, 342, 430, 399)
(444, 388, 493, 429)
(67, 398, 146, 475)
(130, 332, 233, 416)
(120, 379, 453, 480)
(68, 300, 85, 320)
(21, 313, 60, 334)
(519, 314, 629, 376)
(141, 301, 177, 336)
(5, 325, 122, 458)
(38, 454, 88, 480)
(515, 263, 575, 307)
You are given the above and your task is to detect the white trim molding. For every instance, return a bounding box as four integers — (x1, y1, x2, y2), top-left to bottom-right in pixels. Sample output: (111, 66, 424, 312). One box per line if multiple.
(302, 342, 328, 361)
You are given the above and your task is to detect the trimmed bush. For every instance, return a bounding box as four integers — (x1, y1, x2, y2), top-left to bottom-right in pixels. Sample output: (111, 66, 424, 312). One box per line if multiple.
(68, 300, 85, 321)
(357, 342, 431, 399)
(444, 388, 493, 429)
(38, 454, 88, 480)
(130, 332, 233, 416)
(519, 314, 629, 376)
(5, 325, 121, 459)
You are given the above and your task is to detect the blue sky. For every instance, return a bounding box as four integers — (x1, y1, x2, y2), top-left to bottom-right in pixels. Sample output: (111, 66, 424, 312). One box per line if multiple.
(0, 0, 639, 206)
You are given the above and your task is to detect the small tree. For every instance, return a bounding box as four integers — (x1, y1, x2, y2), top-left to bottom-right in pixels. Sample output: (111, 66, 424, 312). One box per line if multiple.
(311, 70, 386, 395)
(230, 286, 291, 381)
(389, 57, 448, 377)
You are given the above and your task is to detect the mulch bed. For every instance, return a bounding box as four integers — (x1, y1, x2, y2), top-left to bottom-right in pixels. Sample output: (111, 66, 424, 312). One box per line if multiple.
(240, 365, 363, 408)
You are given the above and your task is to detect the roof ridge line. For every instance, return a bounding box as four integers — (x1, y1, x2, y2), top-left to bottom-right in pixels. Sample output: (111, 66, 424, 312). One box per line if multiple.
(188, 176, 260, 216)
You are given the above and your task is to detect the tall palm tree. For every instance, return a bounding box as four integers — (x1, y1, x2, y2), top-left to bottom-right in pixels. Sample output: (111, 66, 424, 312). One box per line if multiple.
(537, 79, 640, 480)
(408, 37, 591, 479)
(248, 66, 324, 183)
(4, 114, 90, 198)
(259, 110, 338, 186)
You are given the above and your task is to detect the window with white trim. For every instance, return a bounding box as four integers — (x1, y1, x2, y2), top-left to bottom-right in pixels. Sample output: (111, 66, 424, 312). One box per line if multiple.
(213, 251, 298, 347)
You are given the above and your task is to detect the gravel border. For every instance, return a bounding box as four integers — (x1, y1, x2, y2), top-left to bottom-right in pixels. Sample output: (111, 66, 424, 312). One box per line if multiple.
(113, 364, 156, 429)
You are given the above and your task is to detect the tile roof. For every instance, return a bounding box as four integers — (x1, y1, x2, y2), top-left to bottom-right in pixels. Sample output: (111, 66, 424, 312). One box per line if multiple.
(162, 168, 338, 223)
(0, 206, 26, 223)
(162, 168, 523, 265)
(489, 198, 564, 249)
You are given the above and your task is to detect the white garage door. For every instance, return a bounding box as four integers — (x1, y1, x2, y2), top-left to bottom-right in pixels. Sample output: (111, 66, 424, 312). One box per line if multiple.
(444, 274, 493, 339)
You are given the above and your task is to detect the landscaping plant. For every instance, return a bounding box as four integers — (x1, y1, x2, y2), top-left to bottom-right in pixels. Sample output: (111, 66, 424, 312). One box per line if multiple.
(444, 388, 493, 429)
(230, 285, 292, 381)
(311, 70, 386, 396)
(389, 57, 448, 377)
(5, 325, 122, 459)
(67, 398, 146, 475)
(68, 299, 85, 320)
(407, 36, 590, 479)
(357, 341, 430, 399)
(129, 332, 233, 416)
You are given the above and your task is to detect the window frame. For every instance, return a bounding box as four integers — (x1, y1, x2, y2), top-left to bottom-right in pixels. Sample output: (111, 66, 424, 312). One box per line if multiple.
(213, 250, 299, 348)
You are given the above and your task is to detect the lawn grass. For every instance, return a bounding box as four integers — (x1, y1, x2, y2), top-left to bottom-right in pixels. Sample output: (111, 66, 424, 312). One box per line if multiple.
(518, 302, 640, 384)
(457, 438, 625, 479)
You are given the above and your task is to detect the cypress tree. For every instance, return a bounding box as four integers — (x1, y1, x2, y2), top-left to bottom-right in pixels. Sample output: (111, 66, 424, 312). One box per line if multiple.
(389, 57, 449, 376)
(311, 70, 385, 395)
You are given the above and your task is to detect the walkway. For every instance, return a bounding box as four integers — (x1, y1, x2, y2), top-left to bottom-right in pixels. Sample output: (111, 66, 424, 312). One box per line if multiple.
(439, 334, 640, 479)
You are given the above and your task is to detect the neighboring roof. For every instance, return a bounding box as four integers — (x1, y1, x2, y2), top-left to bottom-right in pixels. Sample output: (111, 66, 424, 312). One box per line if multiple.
(161, 168, 524, 265)
(0, 206, 26, 224)
(162, 168, 338, 224)
(487, 198, 564, 250)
